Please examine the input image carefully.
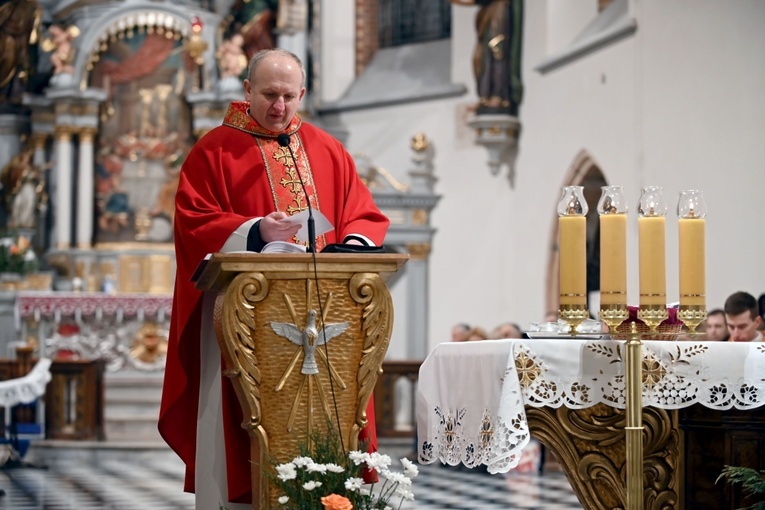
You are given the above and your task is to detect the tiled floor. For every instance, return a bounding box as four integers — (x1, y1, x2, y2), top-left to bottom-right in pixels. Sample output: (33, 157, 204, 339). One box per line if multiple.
(0, 443, 583, 509)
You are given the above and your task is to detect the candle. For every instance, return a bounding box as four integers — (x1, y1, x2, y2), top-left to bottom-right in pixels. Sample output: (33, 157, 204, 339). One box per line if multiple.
(677, 190, 707, 309)
(678, 218, 705, 306)
(600, 213, 627, 305)
(559, 215, 587, 306)
(638, 216, 666, 306)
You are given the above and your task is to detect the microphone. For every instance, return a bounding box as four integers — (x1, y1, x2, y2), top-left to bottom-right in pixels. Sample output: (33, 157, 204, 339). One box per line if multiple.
(277, 133, 316, 253)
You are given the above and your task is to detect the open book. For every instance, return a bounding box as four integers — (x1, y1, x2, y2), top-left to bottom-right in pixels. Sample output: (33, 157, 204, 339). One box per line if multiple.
(261, 241, 307, 254)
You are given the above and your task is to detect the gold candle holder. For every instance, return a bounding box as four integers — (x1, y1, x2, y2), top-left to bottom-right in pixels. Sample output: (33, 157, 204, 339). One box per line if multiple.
(678, 304, 707, 336)
(598, 186, 629, 336)
(600, 304, 629, 336)
(638, 186, 668, 338)
(637, 304, 668, 337)
(677, 190, 707, 336)
(557, 186, 589, 336)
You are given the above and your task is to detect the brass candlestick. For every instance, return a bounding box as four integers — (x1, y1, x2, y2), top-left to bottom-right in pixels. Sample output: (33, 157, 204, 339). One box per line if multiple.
(600, 304, 629, 336)
(637, 304, 668, 337)
(678, 304, 707, 336)
(559, 303, 589, 336)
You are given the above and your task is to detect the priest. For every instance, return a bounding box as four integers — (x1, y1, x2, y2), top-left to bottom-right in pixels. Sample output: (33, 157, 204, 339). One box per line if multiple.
(159, 48, 389, 508)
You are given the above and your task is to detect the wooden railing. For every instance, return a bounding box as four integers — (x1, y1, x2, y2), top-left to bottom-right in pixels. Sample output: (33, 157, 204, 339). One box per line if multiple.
(374, 360, 422, 438)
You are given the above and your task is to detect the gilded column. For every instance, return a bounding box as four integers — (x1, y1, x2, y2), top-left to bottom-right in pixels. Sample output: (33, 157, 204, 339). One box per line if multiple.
(77, 127, 97, 248)
(53, 125, 75, 249)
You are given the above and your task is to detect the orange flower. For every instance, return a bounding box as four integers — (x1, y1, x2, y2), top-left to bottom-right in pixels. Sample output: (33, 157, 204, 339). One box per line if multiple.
(321, 493, 353, 510)
(9, 244, 19, 255)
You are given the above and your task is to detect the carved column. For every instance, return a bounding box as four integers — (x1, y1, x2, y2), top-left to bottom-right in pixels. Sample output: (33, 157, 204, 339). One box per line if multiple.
(53, 125, 75, 249)
(76, 127, 96, 248)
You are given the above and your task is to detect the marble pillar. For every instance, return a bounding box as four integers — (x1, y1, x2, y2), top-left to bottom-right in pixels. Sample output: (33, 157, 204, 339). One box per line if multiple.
(76, 128, 96, 248)
(53, 126, 75, 249)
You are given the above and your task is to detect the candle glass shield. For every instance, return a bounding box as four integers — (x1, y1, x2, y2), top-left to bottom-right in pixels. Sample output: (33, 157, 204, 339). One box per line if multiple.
(597, 186, 629, 335)
(637, 186, 668, 336)
(557, 186, 589, 335)
(677, 190, 707, 335)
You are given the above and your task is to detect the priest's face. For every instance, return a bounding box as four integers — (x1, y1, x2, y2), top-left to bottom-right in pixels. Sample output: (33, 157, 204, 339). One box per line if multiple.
(244, 54, 306, 133)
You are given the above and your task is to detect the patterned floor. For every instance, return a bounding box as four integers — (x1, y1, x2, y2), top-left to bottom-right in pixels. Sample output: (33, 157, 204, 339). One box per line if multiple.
(0, 445, 583, 509)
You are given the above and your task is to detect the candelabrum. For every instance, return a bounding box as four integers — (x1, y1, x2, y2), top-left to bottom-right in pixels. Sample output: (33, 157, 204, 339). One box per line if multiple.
(557, 186, 589, 335)
(637, 186, 668, 337)
(677, 189, 708, 335)
(598, 185, 629, 335)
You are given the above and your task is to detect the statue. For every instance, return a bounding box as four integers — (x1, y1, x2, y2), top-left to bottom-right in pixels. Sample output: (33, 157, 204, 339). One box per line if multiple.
(0, 0, 40, 104)
(216, 33, 247, 80)
(453, 0, 524, 115)
(0, 148, 47, 230)
(225, 0, 278, 59)
(42, 24, 79, 76)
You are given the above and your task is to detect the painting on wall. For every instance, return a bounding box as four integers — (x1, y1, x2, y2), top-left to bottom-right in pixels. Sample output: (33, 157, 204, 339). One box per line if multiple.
(89, 31, 194, 245)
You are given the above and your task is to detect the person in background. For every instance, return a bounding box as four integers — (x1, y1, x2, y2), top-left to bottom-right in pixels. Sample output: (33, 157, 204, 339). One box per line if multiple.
(724, 291, 763, 343)
(491, 322, 523, 339)
(704, 309, 729, 341)
(451, 323, 471, 342)
(466, 326, 490, 341)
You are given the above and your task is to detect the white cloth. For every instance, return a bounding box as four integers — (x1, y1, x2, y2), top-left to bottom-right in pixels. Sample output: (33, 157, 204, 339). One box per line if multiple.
(417, 339, 765, 472)
(0, 358, 52, 407)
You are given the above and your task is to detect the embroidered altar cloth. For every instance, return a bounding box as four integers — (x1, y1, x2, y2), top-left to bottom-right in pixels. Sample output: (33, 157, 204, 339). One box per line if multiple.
(417, 339, 765, 473)
(0, 358, 51, 407)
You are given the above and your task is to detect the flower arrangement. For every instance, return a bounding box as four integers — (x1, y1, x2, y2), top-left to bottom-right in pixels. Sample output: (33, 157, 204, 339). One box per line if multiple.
(271, 427, 418, 509)
(0, 235, 38, 275)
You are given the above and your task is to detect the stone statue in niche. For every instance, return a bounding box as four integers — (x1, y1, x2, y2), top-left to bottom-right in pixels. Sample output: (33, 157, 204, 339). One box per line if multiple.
(0, 148, 48, 230)
(453, 0, 524, 115)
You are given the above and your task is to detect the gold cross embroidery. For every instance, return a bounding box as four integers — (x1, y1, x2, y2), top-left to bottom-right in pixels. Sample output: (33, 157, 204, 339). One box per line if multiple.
(273, 147, 295, 167)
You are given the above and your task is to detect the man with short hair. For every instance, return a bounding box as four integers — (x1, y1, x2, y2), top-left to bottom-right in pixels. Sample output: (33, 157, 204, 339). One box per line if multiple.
(704, 309, 729, 341)
(159, 48, 389, 508)
(723, 291, 763, 342)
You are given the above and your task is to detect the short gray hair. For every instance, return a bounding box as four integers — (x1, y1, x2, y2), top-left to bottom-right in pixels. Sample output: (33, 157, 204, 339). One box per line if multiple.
(247, 48, 306, 86)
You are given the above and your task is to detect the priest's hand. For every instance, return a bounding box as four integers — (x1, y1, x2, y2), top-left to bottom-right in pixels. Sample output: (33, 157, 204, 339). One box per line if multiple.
(260, 212, 301, 242)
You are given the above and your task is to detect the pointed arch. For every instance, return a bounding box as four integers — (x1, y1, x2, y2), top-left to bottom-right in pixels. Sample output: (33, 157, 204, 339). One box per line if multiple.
(544, 150, 609, 316)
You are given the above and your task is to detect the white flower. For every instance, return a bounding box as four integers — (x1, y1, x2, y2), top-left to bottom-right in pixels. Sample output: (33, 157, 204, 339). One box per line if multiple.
(278, 495, 289, 504)
(349, 450, 369, 466)
(302, 480, 322, 491)
(366, 452, 392, 472)
(400, 457, 419, 478)
(292, 456, 313, 468)
(395, 486, 415, 501)
(306, 462, 328, 474)
(344, 477, 364, 492)
(381, 469, 411, 486)
(275, 463, 297, 481)
(325, 463, 345, 473)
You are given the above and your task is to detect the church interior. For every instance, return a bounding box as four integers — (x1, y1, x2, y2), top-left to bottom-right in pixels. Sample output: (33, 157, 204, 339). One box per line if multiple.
(0, 0, 763, 508)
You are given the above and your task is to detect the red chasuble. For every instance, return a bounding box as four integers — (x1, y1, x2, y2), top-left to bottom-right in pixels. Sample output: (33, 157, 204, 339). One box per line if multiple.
(158, 102, 389, 503)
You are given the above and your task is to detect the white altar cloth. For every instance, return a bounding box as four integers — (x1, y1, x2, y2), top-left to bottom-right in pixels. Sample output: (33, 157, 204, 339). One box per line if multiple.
(417, 339, 765, 473)
(0, 358, 52, 408)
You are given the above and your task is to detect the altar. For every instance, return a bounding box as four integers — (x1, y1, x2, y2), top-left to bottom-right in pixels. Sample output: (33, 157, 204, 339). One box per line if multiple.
(417, 339, 765, 509)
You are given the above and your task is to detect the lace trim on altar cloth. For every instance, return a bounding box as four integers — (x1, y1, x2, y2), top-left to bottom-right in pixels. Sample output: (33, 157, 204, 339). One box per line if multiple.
(0, 358, 51, 407)
(514, 341, 765, 410)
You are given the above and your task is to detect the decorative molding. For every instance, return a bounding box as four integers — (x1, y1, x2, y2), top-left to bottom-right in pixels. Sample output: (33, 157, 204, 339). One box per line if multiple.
(53, 125, 76, 142)
(406, 243, 431, 260)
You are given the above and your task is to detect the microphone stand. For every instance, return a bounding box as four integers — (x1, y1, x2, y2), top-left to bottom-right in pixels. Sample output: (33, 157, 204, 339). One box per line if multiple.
(277, 133, 316, 253)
